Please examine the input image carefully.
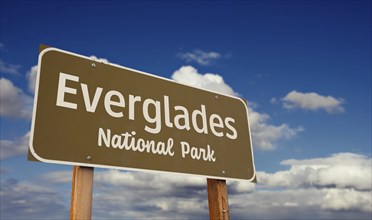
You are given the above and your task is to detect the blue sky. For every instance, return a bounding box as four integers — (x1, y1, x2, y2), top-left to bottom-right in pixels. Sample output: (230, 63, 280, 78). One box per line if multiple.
(1, 0, 371, 219)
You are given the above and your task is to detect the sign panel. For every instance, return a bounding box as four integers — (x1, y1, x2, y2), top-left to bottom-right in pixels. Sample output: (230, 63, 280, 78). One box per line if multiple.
(29, 46, 256, 181)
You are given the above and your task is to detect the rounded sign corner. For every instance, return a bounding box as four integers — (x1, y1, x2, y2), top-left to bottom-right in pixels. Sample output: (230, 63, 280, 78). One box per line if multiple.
(237, 97, 248, 107)
(248, 170, 257, 183)
(38, 47, 59, 60)
(28, 142, 49, 163)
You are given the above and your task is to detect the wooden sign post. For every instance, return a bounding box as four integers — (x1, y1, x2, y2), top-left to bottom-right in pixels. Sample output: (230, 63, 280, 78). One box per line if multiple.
(207, 178, 230, 220)
(70, 166, 94, 220)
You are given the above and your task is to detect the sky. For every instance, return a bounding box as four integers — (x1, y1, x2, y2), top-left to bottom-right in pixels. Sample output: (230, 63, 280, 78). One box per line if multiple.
(0, 0, 371, 219)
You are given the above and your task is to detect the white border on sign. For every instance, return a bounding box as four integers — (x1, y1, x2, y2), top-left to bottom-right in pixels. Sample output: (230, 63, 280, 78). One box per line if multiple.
(29, 46, 256, 182)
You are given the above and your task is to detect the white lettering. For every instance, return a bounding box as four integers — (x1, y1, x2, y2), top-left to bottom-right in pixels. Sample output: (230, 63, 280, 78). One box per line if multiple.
(81, 83, 103, 112)
(55, 73, 239, 140)
(163, 96, 173, 128)
(192, 105, 208, 134)
(98, 127, 111, 147)
(209, 114, 224, 137)
(56, 72, 78, 109)
(104, 91, 125, 118)
(111, 134, 121, 148)
(180, 141, 216, 162)
(174, 105, 191, 130)
(181, 141, 190, 158)
(225, 117, 237, 139)
(98, 128, 174, 156)
(128, 95, 141, 120)
(143, 99, 161, 134)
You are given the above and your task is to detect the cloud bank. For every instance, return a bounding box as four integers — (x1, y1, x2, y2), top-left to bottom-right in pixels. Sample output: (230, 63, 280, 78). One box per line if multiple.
(0, 178, 69, 220)
(94, 153, 370, 218)
(0, 60, 21, 75)
(0, 78, 33, 119)
(0, 132, 30, 160)
(26, 65, 38, 94)
(259, 152, 371, 191)
(3, 152, 369, 219)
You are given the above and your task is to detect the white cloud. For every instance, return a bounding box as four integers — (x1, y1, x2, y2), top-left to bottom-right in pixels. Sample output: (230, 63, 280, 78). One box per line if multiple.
(90, 55, 109, 64)
(321, 188, 371, 212)
(0, 178, 69, 219)
(230, 188, 321, 219)
(0, 78, 33, 119)
(0, 170, 240, 219)
(230, 187, 371, 219)
(39, 171, 72, 184)
(258, 152, 372, 191)
(230, 152, 372, 218)
(38, 169, 253, 219)
(93, 170, 208, 219)
(178, 50, 222, 66)
(248, 108, 303, 150)
(0, 60, 21, 75)
(270, 97, 278, 104)
(280, 90, 345, 113)
(228, 180, 256, 193)
(0, 132, 30, 159)
(172, 66, 238, 96)
(172, 66, 302, 150)
(94, 169, 206, 190)
(26, 65, 38, 94)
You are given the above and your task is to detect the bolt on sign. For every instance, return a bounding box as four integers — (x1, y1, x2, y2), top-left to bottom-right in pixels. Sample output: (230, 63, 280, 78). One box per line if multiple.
(29, 46, 256, 181)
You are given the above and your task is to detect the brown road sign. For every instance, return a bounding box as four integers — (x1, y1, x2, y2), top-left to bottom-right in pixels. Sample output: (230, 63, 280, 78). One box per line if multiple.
(29, 46, 256, 181)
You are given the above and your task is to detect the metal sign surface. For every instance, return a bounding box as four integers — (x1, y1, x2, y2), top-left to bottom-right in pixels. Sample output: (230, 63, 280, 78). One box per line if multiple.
(29, 46, 256, 181)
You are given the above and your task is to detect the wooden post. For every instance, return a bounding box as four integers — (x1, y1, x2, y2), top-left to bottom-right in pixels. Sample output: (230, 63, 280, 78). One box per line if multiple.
(207, 178, 230, 220)
(70, 166, 94, 220)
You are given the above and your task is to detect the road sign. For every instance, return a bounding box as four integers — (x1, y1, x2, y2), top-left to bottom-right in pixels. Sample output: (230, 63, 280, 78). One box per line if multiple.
(29, 46, 256, 181)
